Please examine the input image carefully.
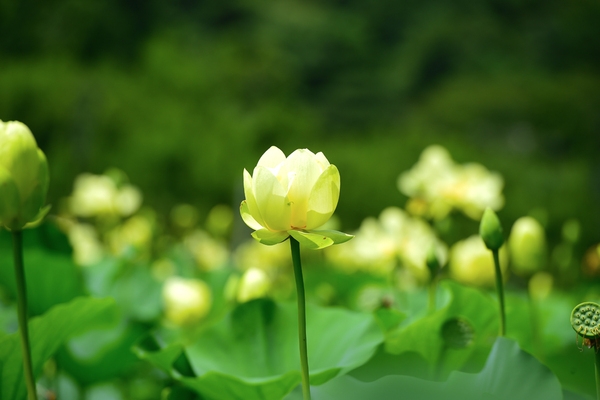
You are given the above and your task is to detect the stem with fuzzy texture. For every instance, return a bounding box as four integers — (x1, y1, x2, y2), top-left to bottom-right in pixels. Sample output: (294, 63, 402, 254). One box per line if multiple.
(290, 237, 311, 400)
(12, 230, 38, 400)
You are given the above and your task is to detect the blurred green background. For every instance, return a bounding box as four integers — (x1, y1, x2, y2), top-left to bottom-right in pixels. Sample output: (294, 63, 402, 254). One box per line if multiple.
(1, 0, 599, 248)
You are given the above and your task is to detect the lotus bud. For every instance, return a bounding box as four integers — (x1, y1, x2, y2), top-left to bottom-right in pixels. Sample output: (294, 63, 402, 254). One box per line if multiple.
(479, 207, 504, 251)
(236, 267, 271, 303)
(162, 277, 211, 326)
(0, 120, 49, 230)
(508, 216, 547, 276)
(449, 235, 508, 287)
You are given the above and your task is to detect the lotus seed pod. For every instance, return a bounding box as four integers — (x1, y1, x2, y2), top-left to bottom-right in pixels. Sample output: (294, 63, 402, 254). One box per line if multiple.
(570, 302, 600, 339)
(479, 207, 504, 251)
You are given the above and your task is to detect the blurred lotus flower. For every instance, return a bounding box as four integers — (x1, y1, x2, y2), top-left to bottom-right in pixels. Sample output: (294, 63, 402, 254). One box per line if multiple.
(380, 207, 448, 283)
(528, 271, 553, 301)
(107, 213, 154, 257)
(67, 222, 104, 266)
(184, 229, 229, 271)
(205, 204, 234, 238)
(234, 239, 289, 272)
(326, 216, 397, 276)
(326, 207, 447, 284)
(69, 172, 142, 218)
(170, 203, 199, 230)
(150, 258, 176, 281)
(234, 240, 291, 271)
(236, 267, 271, 303)
(162, 277, 212, 326)
(233, 240, 294, 299)
(449, 235, 508, 287)
(240, 146, 352, 249)
(398, 145, 504, 220)
(0, 120, 49, 230)
(508, 216, 547, 276)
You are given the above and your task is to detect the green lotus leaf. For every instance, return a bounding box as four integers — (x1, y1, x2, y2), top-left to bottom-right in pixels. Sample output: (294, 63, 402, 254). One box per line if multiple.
(384, 281, 498, 377)
(137, 299, 383, 400)
(286, 337, 562, 400)
(0, 297, 118, 400)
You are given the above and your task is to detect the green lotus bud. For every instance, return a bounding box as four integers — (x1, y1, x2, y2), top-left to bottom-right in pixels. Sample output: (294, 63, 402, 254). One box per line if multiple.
(508, 216, 547, 276)
(0, 120, 49, 230)
(479, 207, 504, 251)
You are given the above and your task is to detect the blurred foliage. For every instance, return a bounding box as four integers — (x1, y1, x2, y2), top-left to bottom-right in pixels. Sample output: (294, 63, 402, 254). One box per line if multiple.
(1, 0, 599, 248)
(2, 3, 600, 397)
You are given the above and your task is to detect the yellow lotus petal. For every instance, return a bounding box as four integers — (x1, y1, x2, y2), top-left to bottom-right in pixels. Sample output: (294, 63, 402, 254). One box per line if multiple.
(21, 149, 49, 224)
(240, 200, 264, 231)
(257, 146, 286, 169)
(314, 152, 331, 169)
(306, 165, 340, 230)
(0, 121, 41, 201)
(0, 166, 20, 227)
(282, 149, 322, 228)
(243, 169, 267, 229)
(252, 229, 289, 245)
(253, 166, 291, 231)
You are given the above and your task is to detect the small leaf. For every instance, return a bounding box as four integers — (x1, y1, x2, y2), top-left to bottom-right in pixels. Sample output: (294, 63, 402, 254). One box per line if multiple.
(288, 230, 334, 250)
(310, 229, 354, 245)
(251, 229, 289, 245)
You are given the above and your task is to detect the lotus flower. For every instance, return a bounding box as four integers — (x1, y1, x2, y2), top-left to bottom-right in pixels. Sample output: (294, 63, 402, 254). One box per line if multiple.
(240, 146, 352, 249)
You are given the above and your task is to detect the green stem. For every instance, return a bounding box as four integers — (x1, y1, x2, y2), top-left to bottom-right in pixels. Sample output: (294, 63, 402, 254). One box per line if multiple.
(595, 346, 600, 400)
(290, 237, 311, 400)
(492, 249, 506, 336)
(12, 230, 38, 400)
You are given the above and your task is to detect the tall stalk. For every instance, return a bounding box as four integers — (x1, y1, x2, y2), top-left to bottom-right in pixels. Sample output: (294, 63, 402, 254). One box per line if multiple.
(595, 347, 600, 400)
(492, 250, 506, 336)
(12, 230, 38, 400)
(290, 237, 311, 400)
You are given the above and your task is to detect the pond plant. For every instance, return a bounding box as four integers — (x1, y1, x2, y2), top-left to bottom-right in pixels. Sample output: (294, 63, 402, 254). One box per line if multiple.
(240, 146, 353, 399)
(479, 208, 506, 337)
(0, 133, 598, 399)
(0, 120, 50, 400)
(571, 302, 600, 400)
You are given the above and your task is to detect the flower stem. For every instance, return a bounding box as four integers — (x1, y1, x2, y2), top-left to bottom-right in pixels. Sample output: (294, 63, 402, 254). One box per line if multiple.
(12, 230, 38, 400)
(492, 249, 506, 336)
(595, 346, 600, 400)
(290, 237, 311, 400)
